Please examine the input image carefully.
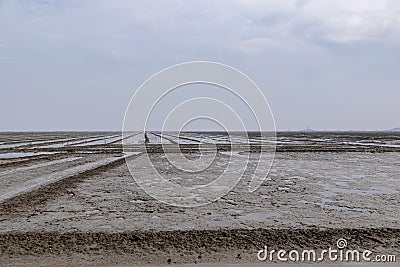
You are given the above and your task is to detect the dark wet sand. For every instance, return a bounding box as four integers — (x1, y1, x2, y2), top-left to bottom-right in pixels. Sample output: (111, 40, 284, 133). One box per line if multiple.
(1, 228, 399, 266)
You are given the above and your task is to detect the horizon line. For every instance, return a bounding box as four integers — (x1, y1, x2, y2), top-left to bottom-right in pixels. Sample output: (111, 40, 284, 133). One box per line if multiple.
(0, 129, 399, 133)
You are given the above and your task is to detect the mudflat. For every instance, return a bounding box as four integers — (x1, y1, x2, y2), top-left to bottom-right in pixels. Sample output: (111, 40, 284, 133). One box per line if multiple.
(0, 132, 399, 266)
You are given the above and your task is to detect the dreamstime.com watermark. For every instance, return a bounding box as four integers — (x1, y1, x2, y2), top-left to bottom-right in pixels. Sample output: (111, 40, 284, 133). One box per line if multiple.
(257, 238, 397, 263)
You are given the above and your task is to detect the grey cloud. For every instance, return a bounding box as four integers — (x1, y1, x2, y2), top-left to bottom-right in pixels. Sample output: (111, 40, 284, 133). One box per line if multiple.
(0, 0, 399, 130)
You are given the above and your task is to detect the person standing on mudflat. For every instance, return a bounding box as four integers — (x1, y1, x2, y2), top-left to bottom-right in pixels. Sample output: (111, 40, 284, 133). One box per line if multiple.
(144, 132, 149, 144)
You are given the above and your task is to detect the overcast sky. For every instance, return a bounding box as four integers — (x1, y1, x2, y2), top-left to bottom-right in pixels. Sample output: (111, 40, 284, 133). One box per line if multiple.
(1, 0, 399, 131)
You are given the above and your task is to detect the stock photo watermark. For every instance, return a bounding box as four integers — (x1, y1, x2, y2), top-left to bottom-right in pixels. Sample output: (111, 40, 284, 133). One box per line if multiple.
(257, 238, 397, 263)
(122, 61, 276, 207)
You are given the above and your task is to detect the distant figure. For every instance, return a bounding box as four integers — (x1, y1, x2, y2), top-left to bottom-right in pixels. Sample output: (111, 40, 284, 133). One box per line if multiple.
(144, 132, 149, 144)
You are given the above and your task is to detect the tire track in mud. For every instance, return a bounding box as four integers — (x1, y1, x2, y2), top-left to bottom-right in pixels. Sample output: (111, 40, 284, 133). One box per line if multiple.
(0, 134, 108, 151)
(108, 133, 137, 145)
(161, 133, 204, 144)
(0, 154, 139, 213)
(0, 157, 81, 177)
(75, 134, 137, 148)
(4, 135, 105, 150)
(151, 132, 177, 144)
(0, 153, 67, 169)
(61, 134, 120, 147)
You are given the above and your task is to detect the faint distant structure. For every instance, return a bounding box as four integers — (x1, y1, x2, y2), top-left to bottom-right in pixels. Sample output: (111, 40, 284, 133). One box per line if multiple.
(144, 132, 149, 144)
